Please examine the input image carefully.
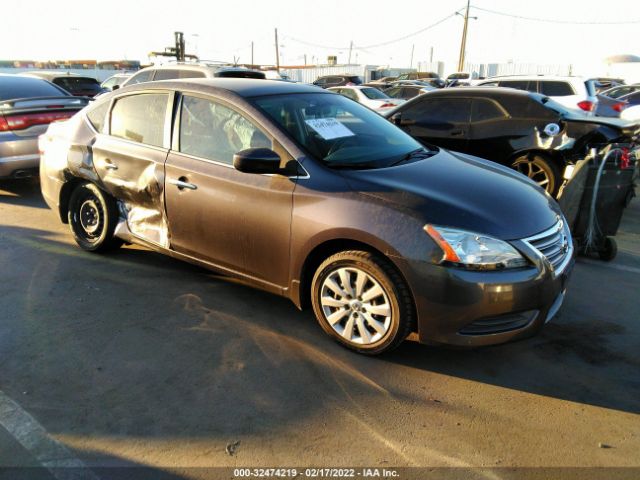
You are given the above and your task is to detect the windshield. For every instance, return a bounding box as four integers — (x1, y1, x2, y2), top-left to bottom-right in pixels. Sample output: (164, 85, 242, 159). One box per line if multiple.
(254, 93, 426, 169)
(361, 88, 389, 100)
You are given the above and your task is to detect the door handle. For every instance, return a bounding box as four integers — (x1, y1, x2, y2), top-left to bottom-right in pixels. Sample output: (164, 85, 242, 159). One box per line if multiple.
(104, 160, 118, 170)
(169, 178, 197, 190)
(450, 129, 465, 136)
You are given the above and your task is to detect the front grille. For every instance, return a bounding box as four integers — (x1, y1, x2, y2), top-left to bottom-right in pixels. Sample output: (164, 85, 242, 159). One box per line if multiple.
(459, 310, 538, 335)
(523, 217, 573, 276)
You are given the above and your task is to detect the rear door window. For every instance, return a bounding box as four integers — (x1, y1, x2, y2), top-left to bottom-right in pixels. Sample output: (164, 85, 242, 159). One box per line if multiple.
(406, 97, 472, 124)
(110, 93, 169, 147)
(471, 98, 508, 122)
(539, 81, 575, 96)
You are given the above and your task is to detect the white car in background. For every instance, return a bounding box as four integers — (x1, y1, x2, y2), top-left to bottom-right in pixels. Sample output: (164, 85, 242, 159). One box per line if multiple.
(476, 75, 598, 115)
(328, 86, 405, 114)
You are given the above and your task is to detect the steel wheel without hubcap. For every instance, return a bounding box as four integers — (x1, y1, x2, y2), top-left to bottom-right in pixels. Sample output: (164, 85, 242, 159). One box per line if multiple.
(512, 154, 558, 194)
(68, 182, 122, 252)
(320, 267, 393, 345)
(78, 198, 103, 238)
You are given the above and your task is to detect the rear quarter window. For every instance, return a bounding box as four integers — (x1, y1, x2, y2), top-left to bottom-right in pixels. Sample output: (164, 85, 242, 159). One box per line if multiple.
(86, 100, 110, 133)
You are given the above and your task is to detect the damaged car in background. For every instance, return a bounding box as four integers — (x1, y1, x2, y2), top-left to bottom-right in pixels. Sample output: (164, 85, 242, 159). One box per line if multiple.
(385, 87, 640, 195)
(40, 79, 574, 355)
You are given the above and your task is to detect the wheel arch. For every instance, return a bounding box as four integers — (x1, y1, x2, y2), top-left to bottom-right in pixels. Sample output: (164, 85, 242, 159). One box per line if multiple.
(58, 177, 88, 224)
(294, 238, 416, 322)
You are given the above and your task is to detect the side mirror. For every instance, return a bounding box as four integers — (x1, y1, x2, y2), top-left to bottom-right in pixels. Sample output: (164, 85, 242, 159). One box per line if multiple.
(390, 113, 415, 127)
(233, 148, 283, 174)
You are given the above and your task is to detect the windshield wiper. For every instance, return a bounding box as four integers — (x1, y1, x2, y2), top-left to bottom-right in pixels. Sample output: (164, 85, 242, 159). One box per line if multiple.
(390, 148, 436, 167)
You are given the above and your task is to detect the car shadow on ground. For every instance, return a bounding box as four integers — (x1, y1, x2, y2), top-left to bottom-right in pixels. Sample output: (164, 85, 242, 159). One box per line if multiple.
(1, 220, 637, 461)
(0, 179, 47, 209)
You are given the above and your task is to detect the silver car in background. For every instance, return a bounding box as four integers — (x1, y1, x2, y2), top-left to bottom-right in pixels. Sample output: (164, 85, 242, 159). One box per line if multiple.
(0, 74, 88, 179)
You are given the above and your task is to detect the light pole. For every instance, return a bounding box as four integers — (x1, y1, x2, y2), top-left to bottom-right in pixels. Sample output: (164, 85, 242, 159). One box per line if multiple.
(456, 0, 477, 72)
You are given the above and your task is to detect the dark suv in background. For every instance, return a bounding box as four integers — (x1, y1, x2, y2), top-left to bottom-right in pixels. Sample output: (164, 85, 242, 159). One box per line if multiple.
(312, 75, 363, 88)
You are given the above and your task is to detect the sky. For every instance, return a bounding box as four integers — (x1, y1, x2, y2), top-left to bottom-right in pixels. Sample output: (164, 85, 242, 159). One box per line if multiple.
(2, 0, 639, 74)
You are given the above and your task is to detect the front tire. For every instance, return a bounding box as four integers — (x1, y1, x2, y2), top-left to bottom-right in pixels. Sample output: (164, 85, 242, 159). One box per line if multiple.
(68, 182, 122, 252)
(311, 251, 415, 355)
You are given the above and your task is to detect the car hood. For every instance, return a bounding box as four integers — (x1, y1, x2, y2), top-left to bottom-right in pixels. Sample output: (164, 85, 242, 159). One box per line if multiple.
(339, 149, 562, 240)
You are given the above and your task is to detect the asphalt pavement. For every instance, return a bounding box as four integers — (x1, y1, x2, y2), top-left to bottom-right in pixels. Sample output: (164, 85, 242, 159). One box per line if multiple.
(0, 178, 638, 480)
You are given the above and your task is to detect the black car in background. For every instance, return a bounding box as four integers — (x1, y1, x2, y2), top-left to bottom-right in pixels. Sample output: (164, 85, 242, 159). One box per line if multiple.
(312, 75, 363, 88)
(385, 87, 639, 195)
(384, 85, 432, 101)
(21, 72, 106, 97)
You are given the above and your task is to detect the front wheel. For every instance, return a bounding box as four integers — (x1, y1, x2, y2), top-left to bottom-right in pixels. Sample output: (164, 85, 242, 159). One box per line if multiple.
(311, 251, 415, 355)
(511, 153, 561, 196)
(68, 182, 122, 252)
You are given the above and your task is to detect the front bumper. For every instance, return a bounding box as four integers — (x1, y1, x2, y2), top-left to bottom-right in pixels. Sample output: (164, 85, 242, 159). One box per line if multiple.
(395, 250, 574, 347)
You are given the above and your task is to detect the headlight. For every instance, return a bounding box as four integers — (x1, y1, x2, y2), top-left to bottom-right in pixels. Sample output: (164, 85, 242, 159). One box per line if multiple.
(425, 225, 528, 270)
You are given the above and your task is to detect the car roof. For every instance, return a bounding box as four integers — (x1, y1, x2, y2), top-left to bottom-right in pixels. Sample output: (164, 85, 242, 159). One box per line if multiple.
(420, 86, 539, 99)
(480, 75, 586, 82)
(120, 78, 326, 97)
(20, 71, 97, 81)
(329, 85, 373, 90)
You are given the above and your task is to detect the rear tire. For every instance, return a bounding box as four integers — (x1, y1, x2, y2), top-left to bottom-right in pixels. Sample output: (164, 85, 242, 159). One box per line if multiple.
(311, 250, 415, 355)
(68, 182, 122, 252)
(511, 153, 561, 196)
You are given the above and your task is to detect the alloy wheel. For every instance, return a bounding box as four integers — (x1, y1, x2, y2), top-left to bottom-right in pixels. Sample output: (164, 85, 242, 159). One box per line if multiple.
(319, 267, 392, 345)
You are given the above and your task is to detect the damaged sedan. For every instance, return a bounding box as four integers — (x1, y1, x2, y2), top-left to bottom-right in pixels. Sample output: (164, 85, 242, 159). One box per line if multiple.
(40, 79, 573, 354)
(385, 87, 639, 195)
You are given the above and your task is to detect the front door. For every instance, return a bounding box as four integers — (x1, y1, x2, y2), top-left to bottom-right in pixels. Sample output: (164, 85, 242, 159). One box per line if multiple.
(164, 94, 296, 289)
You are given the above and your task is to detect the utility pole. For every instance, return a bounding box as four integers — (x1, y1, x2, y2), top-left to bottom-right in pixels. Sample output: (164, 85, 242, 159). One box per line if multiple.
(304, 54, 307, 66)
(457, 0, 471, 72)
(275, 28, 280, 72)
(430, 46, 434, 63)
(348, 40, 353, 65)
(409, 44, 415, 69)
(251, 41, 254, 66)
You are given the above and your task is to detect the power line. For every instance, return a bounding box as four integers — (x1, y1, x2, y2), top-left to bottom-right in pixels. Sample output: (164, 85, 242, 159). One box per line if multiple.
(472, 5, 640, 24)
(283, 7, 463, 52)
(357, 10, 462, 49)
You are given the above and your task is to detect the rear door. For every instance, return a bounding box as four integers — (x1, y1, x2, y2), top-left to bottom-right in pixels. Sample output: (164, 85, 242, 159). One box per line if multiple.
(398, 96, 471, 151)
(164, 93, 296, 289)
(468, 97, 513, 162)
(92, 91, 173, 246)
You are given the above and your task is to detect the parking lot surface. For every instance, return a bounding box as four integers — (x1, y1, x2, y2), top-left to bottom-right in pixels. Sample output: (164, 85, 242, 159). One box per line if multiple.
(0, 179, 639, 478)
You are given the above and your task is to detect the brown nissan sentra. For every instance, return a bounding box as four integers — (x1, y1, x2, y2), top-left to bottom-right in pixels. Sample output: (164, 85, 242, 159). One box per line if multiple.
(39, 79, 574, 355)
